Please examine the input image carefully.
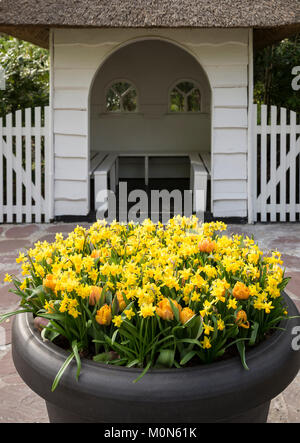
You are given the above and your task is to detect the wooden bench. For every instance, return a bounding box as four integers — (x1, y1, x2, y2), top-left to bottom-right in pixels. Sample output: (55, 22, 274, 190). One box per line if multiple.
(189, 153, 209, 215)
(199, 152, 211, 178)
(90, 151, 211, 216)
(90, 152, 107, 177)
(93, 154, 118, 197)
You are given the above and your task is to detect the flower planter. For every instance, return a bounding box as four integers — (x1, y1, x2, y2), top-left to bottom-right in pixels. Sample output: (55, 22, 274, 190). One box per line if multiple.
(12, 292, 300, 423)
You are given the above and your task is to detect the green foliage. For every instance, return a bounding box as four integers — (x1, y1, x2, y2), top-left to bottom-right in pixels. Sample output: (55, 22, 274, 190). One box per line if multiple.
(0, 36, 49, 117)
(254, 35, 300, 112)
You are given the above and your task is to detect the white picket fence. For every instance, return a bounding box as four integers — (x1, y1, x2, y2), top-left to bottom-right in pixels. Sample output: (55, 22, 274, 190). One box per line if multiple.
(0, 106, 51, 223)
(253, 104, 300, 222)
(0, 103, 299, 224)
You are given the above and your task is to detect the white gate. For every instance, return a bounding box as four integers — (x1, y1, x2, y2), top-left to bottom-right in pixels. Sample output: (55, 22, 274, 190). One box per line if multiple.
(253, 104, 300, 222)
(0, 106, 51, 223)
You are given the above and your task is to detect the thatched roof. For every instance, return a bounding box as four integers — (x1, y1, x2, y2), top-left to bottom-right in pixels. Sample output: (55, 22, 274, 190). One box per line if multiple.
(0, 0, 299, 49)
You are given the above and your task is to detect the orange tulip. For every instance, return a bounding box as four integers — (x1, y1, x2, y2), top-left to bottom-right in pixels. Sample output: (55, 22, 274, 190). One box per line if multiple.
(96, 304, 112, 326)
(156, 298, 182, 321)
(91, 250, 101, 259)
(43, 274, 56, 291)
(235, 310, 250, 329)
(116, 291, 126, 312)
(233, 282, 250, 300)
(179, 307, 195, 325)
(89, 286, 102, 306)
(198, 239, 216, 254)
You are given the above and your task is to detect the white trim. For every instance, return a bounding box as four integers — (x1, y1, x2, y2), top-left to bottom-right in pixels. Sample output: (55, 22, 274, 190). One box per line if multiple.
(48, 29, 55, 221)
(210, 88, 215, 215)
(247, 28, 254, 224)
(54, 41, 249, 49)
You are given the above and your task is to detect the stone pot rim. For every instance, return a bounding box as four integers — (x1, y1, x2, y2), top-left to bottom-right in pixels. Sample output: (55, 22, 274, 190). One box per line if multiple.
(12, 291, 300, 422)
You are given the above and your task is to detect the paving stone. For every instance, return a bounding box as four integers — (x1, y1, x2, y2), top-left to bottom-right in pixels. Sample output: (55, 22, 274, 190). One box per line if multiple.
(45, 223, 82, 234)
(35, 233, 58, 244)
(292, 299, 300, 313)
(268, 394, 289, 423)
(279, 254, 300, 270)
(0, 283, 21, 312)
(0, 255, 20, 265)
(0, 318, 13, 345)
(5, 225, 40, 239)
(0, 240, 29, 254)
(269, 236, 300, 246)
(0, 269, 20, 281)
(282, 374, 300, 417)
(0, 349, 49, 423)
(286, 272, 300, 300)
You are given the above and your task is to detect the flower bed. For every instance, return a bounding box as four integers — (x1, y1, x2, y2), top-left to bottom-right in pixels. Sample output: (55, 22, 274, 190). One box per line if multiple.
(2, 216, 291, 389)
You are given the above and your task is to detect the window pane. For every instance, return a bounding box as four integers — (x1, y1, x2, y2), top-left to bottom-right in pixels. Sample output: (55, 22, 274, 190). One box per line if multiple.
(123, 89, 137, 112)
(177, 82, 194, 94)
(106, 89, 121, 111)
(106, 82, 137, 112)
(113, 82, 131, 95)
(187, 89, 201, 112)
(170, 89, 184, 112)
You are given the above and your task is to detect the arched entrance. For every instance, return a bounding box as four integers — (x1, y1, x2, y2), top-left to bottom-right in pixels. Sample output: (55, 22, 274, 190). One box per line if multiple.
(89, 39, 212, 220)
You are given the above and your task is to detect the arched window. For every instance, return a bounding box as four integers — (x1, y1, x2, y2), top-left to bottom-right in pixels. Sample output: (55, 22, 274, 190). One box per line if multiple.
(106, 81, 138, 112)
(170, 81, 202, 113)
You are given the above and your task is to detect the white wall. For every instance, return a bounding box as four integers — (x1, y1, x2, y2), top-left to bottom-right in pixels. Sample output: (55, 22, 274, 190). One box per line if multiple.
(90, 40, 211, 155)
(52, 28, 249, 217)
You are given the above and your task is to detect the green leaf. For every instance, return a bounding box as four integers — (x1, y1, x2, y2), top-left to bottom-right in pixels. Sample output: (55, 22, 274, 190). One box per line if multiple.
(183, 314, 197, 329)
(133, 360, 152, 383)
(127, 359, 140, 368)
(112, 295, 119, 316)
(42, 319, 69, 342)
(172, 325, 184, 339)
(41, 327, 60, 342)
(211, 315, 219, 343)
(249, 321, 259, 346)
(176, 338, 202, 347)
(155, 349, 175, 368)
(192, 315, 203, 340)
(0, 309, 32, 324)
(51, 351, 75, 392)
(168, 298, 180, 322)
(93, 352, 112, 362)
(105, 290, 113, 305)
(37, 312, 66, 322)
(236, 341, 249, 370)
(71, 341, 82, 381)
(180, 350, 197, 365)
(111, 329, 119, 345)
(99, 287, 106, 307)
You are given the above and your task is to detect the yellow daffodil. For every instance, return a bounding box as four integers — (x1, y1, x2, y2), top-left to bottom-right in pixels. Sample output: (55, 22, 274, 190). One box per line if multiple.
(3, 273, 12, 283)
(112, 315, 123, 328)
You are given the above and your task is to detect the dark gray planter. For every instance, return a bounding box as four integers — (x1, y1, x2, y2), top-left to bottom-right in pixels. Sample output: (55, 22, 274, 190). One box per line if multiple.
(12, 292, 300, 423)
